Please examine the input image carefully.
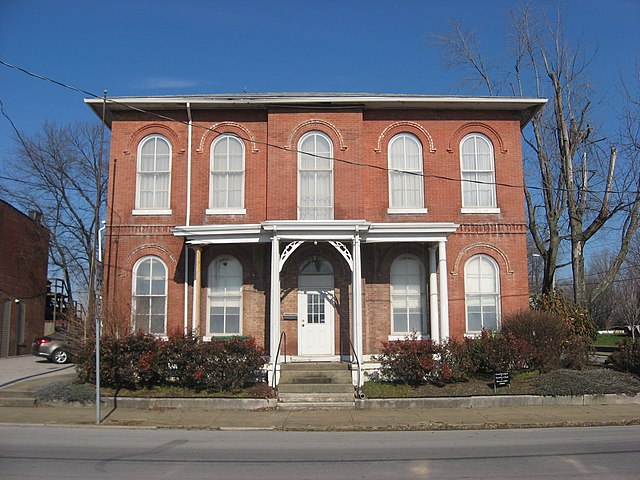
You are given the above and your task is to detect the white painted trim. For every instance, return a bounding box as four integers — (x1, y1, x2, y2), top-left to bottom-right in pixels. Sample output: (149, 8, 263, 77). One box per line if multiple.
(438, 241, 450, 340)
(205, 208, 247, 215)
(132, 209, 172, 216)
(460, 207, 501, 214)
(429, 247, 440, 343)
(387, 334, 426, 341)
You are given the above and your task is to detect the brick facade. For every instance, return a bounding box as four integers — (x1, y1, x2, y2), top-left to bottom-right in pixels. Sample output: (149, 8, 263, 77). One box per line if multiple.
(0, 200, 49, 356)
(89, 94, 545, 365)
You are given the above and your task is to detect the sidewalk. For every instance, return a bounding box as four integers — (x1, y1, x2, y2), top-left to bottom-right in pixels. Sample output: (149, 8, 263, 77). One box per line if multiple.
(1, 375, 639, 431)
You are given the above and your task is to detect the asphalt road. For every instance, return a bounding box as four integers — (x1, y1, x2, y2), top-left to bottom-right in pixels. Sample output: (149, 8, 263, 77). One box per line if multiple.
(1, 425, 638, 479)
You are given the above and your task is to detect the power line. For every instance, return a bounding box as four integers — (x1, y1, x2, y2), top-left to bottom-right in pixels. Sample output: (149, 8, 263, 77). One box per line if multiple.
(1, 59, 639, 196)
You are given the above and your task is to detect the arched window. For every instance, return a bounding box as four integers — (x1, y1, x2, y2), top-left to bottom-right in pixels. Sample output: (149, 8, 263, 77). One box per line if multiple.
(136, 135, 171, 211)
(298, 131, 333, 220)
(132, 256, 167, 334)
(465, 254, 500, 333)
(388, 133, 424, 209)
(210, 134, 245, 211)
(460, 133, 496, 209)
(390, 255, 426, 335)
(207, 256, 242, 336)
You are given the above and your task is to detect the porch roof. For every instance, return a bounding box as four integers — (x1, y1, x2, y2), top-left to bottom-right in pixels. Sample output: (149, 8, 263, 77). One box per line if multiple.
(172, 220, 459, 245)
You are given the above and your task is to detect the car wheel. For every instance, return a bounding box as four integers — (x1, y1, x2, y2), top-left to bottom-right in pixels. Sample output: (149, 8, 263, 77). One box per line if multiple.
(51, 349, 69, 364)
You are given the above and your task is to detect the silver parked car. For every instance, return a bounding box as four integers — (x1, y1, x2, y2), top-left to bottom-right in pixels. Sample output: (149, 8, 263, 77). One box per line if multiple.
(32, 333, 72, 364)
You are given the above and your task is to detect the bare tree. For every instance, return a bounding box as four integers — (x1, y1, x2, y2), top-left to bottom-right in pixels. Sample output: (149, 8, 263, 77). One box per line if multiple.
(0, 121, 109, 321)
(432, 3, 640, 307)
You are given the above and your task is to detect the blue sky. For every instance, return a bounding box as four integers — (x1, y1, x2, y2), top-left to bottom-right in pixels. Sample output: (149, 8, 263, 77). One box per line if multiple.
(1, 0, 638, 156)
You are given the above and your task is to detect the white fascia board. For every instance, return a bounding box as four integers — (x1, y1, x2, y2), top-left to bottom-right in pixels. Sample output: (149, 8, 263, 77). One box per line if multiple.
(262, 220, 371, 237)
(363, 222, 459, 243)
(172, 224, 263, 244)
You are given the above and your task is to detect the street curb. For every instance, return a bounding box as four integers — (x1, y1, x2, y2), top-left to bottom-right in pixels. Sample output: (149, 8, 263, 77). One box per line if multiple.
(100, 396, 278, 410)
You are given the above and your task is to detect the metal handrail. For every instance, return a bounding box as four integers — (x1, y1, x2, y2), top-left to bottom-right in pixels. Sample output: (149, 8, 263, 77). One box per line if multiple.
(271, 331, 287, 389)
(347, 337, 364, 399)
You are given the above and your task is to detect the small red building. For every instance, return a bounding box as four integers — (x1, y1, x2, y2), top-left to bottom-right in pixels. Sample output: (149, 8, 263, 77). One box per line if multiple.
(86, 93, 546, 383)
(0, 200, 49, 357)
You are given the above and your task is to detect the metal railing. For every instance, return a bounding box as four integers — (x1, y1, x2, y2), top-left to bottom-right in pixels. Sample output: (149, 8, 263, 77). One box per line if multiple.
(347, 337, 365, 399)
(271, 331, 287, 390)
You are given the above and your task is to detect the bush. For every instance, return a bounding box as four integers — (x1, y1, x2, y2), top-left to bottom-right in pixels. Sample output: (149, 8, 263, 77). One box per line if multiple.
(35, 380, 95, 404)
(74, 333, 268, 392)
(376, 338, 440, 386)
(438, 338, 475, 382)
(610, 338, 640, 375)
(468, 329, 532, 375)
(531, 290, 597, 340)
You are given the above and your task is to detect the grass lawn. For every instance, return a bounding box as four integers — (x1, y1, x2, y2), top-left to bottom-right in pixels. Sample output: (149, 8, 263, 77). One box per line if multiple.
(594, 333, 627, 347)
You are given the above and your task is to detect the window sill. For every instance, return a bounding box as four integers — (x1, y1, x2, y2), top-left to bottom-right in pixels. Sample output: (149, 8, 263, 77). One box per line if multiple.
(206, 208, 247, 215)
(388, 334, 426, 341)
(132, 209, 172, 216)
(203, 334, 242, 341)
(460, 207, 501, 214)
(387, 208, 429, 215)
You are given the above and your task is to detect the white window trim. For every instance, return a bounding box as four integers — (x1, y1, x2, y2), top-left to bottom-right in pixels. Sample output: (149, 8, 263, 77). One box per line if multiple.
(135, 135, 172, 211)
(460, 207, 501, 214)
(388, 133, 425, 210)
(390, 254, 428, 336)
(132, 209, 173, 216)
(131, 255, 168, 336)
(387, 334, 426, 341)
(206, 256, 243, 337)
(464, 254, 501, 335)
(210, 134, 246, 211)
(460, 133, 497, 209)
(205, 208, 247, 215)
(387, 208, 429, 214)
(297, 131, 334, 220)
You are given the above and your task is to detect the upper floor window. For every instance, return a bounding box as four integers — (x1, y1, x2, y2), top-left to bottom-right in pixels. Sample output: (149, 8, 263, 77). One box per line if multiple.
(132, 256, 167, 335)
(464, 254, 500, 333)
(135, 135, 171, 212)
(298, 131, 333, 220)
(388, 133, 425, 211)
(390, 255, 426, 336)
(209, 134, 245, 213)
(207, 256, 243, 336)
(460, 133, 497, 210)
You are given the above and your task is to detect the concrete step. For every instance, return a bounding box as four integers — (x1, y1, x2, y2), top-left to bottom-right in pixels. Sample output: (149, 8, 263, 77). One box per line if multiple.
(0, 397, 37, 407)
(280, 362, 350, 372)
(278, 392, 355, 403)
(277, 401, 355, 411)
(278, 383, 354, 394)
(279, 371, 353, 384)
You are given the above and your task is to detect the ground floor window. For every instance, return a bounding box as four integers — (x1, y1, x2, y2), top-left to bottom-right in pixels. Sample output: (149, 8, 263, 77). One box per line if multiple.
(465, 254, 500, 333)
(132, 256, 167, 334)
(390, 255, 426, 335)
(207, 256, 242, 335)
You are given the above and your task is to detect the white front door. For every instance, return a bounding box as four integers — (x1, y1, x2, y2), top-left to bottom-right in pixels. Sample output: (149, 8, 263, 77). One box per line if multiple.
(298, 274, 335, 356)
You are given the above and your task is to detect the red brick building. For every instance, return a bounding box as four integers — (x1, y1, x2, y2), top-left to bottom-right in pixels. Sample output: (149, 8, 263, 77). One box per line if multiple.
(0, 200, 49, 357)
(86, 93, 546, 384)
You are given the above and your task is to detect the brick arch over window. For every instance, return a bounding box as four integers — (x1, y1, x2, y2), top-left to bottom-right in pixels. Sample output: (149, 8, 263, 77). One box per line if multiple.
(201, 244, 253, 285)
(446, 123, 507, 154)
(125, 124, 183, 156)
(197, 122, 259, 154)
(450, 243, 513, 277)
(377, 243, 428, 281)
(375, 121, 436, 154)
(286, 119, 347, 151)
(125, 244, 177, 274)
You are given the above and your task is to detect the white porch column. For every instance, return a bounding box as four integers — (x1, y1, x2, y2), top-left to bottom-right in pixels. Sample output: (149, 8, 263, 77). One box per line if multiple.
(269, 235, 281, 361)
(351, 233, 363, 364)
(192, 246, 202, 334)
(438, 241, 450, 340)
(429, 246, 440, 343)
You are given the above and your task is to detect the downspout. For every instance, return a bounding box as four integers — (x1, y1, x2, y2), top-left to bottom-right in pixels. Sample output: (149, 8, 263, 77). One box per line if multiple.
(184, 103, 193, 334)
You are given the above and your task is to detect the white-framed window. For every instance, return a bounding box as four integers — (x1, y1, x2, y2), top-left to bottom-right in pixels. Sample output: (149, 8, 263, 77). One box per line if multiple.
(135, 135, 172, 213)
(132, 256, 167, 335)
(465, 254, 500, 333)
(298, 131, 334, 220)
(460, 133, 497, 210)
(390, 255, 426, 336)
(388, 133, 425, 212)
(207, 256, 242, 336)
(209, 134, 245, 214)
